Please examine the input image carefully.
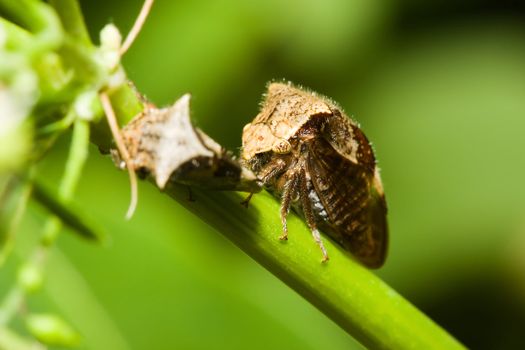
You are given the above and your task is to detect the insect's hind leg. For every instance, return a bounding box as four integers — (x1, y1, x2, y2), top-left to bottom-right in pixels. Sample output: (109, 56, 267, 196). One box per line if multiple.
(279, 172, 300, 240)
(299, 169, 329, 262)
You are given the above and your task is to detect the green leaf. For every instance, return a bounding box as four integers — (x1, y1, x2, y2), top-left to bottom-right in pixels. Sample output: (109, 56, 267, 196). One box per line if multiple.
(31, 181, 106, 243)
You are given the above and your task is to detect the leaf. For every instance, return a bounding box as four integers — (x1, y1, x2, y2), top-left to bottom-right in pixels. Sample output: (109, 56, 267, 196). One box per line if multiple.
(31, 181, 107, 243)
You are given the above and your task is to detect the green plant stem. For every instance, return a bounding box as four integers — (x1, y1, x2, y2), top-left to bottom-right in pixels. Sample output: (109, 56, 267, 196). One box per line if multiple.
(0, 177, 32, 267)
(0, 0, 63, 54)
(48, 0, 91, 46)
(0, 287, 24, 326)
(36, 110, 76, 136)
(58, 120, 89, 200)
(158, 184, 464, 350)
(0, 244, 47, 328)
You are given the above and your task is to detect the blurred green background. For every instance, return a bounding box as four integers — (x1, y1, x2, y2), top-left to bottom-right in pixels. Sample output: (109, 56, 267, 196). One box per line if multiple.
(4, 0, 525, 348)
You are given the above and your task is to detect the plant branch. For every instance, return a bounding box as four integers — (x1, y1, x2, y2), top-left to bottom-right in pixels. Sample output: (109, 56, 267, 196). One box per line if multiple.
(0, 0, 63, 54)
(48, 0, 91, 46)
(0, 178, 32, 267)
(170, 185, 466, 349)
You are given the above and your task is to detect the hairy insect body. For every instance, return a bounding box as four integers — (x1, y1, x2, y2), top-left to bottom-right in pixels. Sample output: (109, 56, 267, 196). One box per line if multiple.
(242, 83, 388, 267)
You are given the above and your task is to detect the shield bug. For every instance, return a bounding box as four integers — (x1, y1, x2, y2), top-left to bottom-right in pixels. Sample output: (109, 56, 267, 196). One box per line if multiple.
(112, 94, 261, 193)
(241, 82, 388, 267)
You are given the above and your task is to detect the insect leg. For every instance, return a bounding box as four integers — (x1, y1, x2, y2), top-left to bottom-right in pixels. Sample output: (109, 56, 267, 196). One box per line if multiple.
(241, 158, 287, 208)
(279, 172, 299, 240)
(187, 187, 195, 202)
(299, 169, 329, 262)
(240, 192, 254, 208)
(259, 158, 288, 185)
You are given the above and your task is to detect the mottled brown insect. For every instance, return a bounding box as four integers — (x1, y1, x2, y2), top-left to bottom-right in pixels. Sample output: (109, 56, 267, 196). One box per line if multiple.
(241, 82, 388, 267)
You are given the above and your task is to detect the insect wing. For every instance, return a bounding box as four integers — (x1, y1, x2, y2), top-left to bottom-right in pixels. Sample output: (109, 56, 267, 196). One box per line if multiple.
(307, 137, 388, 268)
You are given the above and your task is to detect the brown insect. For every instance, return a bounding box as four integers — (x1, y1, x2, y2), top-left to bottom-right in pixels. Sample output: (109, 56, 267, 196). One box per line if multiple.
(241, 82, 388, 267)
(112, 94, 261, 193)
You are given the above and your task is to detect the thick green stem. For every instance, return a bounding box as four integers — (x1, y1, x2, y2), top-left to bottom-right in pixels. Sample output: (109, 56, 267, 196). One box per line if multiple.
(151, 184, 463, 350)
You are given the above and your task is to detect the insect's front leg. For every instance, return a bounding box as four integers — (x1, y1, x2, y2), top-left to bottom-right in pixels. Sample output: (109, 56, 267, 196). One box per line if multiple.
(258, 157, 288, 185)
(241, 157, 288, 207)
(299, 169, 329, 262)
(279, 171, 299, 240)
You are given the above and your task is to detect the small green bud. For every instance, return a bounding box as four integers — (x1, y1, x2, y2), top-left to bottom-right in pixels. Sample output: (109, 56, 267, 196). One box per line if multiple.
(40, 218, 60, 246)
(26, 313, 80, 347)
(74, 90, 99, 121)
(98, 24, 122, 71)
(17, 263, 43, 293)
(100, 24, 122, 51)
